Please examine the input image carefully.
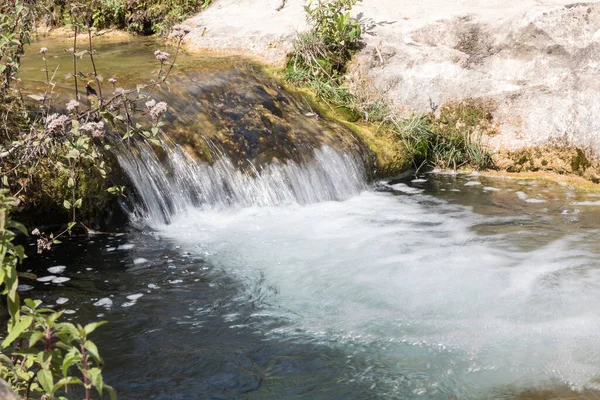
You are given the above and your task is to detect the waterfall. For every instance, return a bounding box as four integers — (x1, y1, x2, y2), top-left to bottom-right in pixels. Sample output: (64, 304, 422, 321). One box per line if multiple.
(117, 141, 368, 225)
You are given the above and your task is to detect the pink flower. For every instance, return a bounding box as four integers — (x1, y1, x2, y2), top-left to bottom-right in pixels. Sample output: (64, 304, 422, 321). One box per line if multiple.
(45, 113, 70, 132)
(80, 121, 105, 138)
(66, 100, 80, 111)
(108, 77, 117, 84)
(172, 25, 191, 39)
(145, 99, 156, 109)
(154, 50, 170, 62)
(40, 47, 48, 54)
(149, 101, 168, 120)
(31, 228, 40, 236)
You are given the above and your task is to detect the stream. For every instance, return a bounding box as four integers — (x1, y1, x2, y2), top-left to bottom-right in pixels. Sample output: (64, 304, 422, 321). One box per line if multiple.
(15, 37, 600, 399)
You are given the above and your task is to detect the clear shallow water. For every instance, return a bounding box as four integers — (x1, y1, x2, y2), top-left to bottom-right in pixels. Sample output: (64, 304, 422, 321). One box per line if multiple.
(21, 171, 600, 399)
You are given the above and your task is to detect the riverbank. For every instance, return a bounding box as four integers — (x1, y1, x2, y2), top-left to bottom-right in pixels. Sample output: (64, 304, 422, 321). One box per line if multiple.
(180, 0, 600, 186)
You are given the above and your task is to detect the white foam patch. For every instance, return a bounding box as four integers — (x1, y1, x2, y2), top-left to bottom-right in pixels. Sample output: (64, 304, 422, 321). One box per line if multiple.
(118, 243, 135, 250)
(483, 187, 501, 192)
(56, 297, 69, 305)
(64, 309, 76, 315)
(389, 183, 424, 194)
(526, 198, 547, 204)
(411, 179, 427, 183)
(572, 201, 600, 206)
(17, 284, 33, 292)
(48, 265, 66, 274)
(516, 191, 528, 200)
(93, 298, 113, 308)
(37, 275, 56, 282)
(127, 293, 143, 301)
(168, 279, 183, 284)
(52, 277, 70, 284)
(133, 258, 148, 265)
(148, 283, 160, 289)
(464, 181, 481, 186)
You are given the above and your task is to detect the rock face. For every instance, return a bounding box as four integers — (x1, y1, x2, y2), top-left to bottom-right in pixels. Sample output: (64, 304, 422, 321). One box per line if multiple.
(183, 0, 306, 63)
(184, 0, 600, 158)
(0, 379, 19, 400)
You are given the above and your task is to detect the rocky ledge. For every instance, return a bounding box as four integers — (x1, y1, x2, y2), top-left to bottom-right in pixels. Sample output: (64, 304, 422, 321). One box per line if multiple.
(183, 0, 600, 169)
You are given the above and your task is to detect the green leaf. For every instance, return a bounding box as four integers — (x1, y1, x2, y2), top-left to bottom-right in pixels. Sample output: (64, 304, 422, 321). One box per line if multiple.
(17, 272, 37, 281)
(37, 369, 54, 395)
(61, 347, 81, 377)
(104, 383, 118, 400)
(87, 367, 103, 394)
(1, 315, 32, 348)
(148, 138, 161, 146)
(28, 331, 44, 347)
(53, 376, 82, 392)
(84, 339, 103, 363)
(63, 199, 72, 210)
(67, 221, 76, 231)
(84, 321, 107, 336)
(74, 198, 82, 209)
(67, 177, 74, 188)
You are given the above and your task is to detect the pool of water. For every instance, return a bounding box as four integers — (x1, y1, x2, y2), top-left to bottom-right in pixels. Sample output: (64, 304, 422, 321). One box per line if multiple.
(21, 173, 600, 399)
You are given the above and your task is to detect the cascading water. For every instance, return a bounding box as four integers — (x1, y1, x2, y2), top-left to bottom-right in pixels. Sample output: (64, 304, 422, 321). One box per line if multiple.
(117, 139, 600, 398)
(118, 142, 368, 225)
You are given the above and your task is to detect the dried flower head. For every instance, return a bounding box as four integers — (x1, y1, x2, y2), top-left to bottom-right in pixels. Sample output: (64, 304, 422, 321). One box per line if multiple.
(66, 99, 80, 112)
(149, 101, 168, 120)
(154, 50, 170, 62)
(37, 237, 51, 254)
(145, 99, 156, 109)
(80, 121, 105, 138)
(172, 25, 191, 39)
(45, 113, 70, 133)
(40, 47, 48, 54)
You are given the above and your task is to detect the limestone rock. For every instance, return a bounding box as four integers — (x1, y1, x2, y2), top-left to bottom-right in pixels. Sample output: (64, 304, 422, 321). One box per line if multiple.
(0, 379, 19, 400)
(184, 0, 600, 158)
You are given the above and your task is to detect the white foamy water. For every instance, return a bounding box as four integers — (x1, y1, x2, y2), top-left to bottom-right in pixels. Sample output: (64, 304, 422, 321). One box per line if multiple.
(150, 191, 600, 396)
(119, 143, 600, 397)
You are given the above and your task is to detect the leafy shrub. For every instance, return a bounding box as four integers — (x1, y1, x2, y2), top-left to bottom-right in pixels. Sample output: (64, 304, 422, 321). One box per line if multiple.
(38, 0, 211, 36)
(0, 191, 115, 400)
(288, 0, 362, 79)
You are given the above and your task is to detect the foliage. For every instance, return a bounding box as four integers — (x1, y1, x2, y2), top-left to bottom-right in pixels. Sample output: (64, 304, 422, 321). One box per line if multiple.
(1, 0, 191, 226)
(386, 111, 494, 172)
(0, 2, 191, 396)
(285, 0, 362, 104)
(0, 191, 115, 400)
(40, 0, 211, 36)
